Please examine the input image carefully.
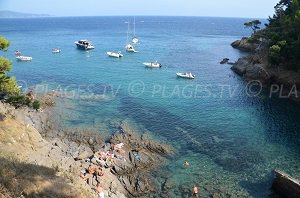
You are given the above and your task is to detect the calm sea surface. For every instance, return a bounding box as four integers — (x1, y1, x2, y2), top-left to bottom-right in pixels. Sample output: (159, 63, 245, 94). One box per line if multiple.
(1, 16, 299, 197)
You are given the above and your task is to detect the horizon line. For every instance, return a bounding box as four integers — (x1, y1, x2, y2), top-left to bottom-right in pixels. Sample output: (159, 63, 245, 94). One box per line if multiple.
(0, 15, 268, 20)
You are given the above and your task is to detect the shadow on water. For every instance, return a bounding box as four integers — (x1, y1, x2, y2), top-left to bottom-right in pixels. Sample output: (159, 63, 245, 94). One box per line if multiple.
(119, 96, 265, 173)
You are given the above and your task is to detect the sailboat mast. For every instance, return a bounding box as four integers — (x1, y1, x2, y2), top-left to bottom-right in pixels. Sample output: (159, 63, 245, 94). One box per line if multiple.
(133, 16, 136, 36)
(127, 21, 129, 44)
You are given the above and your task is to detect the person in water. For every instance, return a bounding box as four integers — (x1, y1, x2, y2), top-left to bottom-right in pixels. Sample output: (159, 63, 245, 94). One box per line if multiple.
(193, 184, 198, 197)
(183, 160, 190, 168)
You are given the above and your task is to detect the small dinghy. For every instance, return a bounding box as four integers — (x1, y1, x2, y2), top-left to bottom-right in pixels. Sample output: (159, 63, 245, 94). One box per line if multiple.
(52, 48, 61, 53)
(143, 61, 162, 68)
(107, 51, 123, 58)
(16, 56, 32, 61)
(176, 72, 195, 79)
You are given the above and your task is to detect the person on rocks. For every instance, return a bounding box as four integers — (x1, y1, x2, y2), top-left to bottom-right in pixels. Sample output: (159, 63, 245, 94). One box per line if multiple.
(96, 167, 104, 182)
(80, 172, 88, 181)
(87, 165, 97, 186)
(193, 184, 198, 197)
(97, 183, 105, 198)
(133, 151, 141, 161)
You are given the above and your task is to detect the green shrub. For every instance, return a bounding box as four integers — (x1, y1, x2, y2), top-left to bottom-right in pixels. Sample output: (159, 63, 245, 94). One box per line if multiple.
(6, 95, 31, 109)
(32, 100, 41, 111)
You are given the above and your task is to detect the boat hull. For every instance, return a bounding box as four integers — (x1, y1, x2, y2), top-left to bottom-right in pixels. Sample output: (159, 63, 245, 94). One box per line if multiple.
(143, 62, 161, 68)
(176, 73, 195, 79)
(75, 44, 95, 50)
(16, 56, 32, 61)
(107, 52, 123, 58)
(52, 49, 61, 53)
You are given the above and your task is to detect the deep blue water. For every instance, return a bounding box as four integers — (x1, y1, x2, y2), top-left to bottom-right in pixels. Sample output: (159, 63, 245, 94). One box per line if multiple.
(1, 16, 300, 197)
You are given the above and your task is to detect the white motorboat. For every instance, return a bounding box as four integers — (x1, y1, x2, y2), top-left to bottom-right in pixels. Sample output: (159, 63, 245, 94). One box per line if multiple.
(52, 48, 61, 53)
(74, 40, 95, 50)
(16, 56, 32, 61)
(107, 51, 123, 58)
(143, 61, 162, 68)
(176, 72, 195, 79)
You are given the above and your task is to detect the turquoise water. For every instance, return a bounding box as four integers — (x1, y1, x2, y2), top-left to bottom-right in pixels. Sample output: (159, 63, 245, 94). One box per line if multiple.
(1, 17, 300, 197)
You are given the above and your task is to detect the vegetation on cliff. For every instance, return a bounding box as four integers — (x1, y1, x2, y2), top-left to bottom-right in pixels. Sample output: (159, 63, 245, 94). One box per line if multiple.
(266, 0, 300, 69)
(244, 0, 300, 70)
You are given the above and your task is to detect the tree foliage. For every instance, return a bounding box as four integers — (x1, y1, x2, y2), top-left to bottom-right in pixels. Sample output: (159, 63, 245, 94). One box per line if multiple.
(0, 35, 20, 96)
(265, 0, 300, 70)
(244, 20, 262, 33)
(0, 36, 10, 51)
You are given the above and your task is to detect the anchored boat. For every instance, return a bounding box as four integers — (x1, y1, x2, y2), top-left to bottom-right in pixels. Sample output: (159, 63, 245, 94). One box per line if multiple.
(107, 51, 123, 58)
(176, 72, 195, 79)
(16, 56, 32, 61)
(74, 40, 95, 50)
(143, 61, 162, 68)
(52, 48, 61, 53)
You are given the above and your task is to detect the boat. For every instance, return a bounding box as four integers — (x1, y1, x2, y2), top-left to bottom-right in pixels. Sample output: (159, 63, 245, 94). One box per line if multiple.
(126, 44, 137, 52)
(74, 40, 95, 50)
(132, 17, 139, 44)
(143, 61, 162, 68)
(107, 51, 123, 58)
(52, 48, 61, 53)
(16, 56, 32, 61)
(176, 72, 195, 79)
(125, 22, 137, 52)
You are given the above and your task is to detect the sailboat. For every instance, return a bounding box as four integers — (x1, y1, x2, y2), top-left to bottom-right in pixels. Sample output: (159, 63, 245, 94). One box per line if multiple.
(132, 16, 139, 44)
(125, 21, 137, 53)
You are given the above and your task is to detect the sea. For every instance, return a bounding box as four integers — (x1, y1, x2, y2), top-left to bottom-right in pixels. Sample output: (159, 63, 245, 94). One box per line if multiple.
(0, 16, 300, 197)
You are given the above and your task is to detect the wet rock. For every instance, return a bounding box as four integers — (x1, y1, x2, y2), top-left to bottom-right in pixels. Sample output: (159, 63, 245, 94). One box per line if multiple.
(231, 58, 249, 76)
(220, 58, 230, 64)
(118, 173, 157, 197)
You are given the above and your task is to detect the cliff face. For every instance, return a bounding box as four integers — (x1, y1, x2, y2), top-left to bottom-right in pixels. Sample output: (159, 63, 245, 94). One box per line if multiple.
(230, 37, 300, 101)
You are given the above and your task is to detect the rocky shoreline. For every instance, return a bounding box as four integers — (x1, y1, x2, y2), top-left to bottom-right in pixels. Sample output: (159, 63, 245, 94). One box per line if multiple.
(229, 37, 300, 102)
(0, 93, 174, 198)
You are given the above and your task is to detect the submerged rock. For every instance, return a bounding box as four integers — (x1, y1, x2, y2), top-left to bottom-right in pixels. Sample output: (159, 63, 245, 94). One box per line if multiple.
(220, 58, 230, 64)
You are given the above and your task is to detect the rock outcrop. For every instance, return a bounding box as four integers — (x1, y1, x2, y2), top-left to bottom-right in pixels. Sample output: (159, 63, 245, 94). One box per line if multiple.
(230, 38, 300, 101)
(108, 123, 174, 197)
(231, 56, 271, 82)
(231, 37, 258, 52)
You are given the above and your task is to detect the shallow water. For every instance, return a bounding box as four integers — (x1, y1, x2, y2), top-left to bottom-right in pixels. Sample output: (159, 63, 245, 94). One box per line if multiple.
(1, 16, 300, 197)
